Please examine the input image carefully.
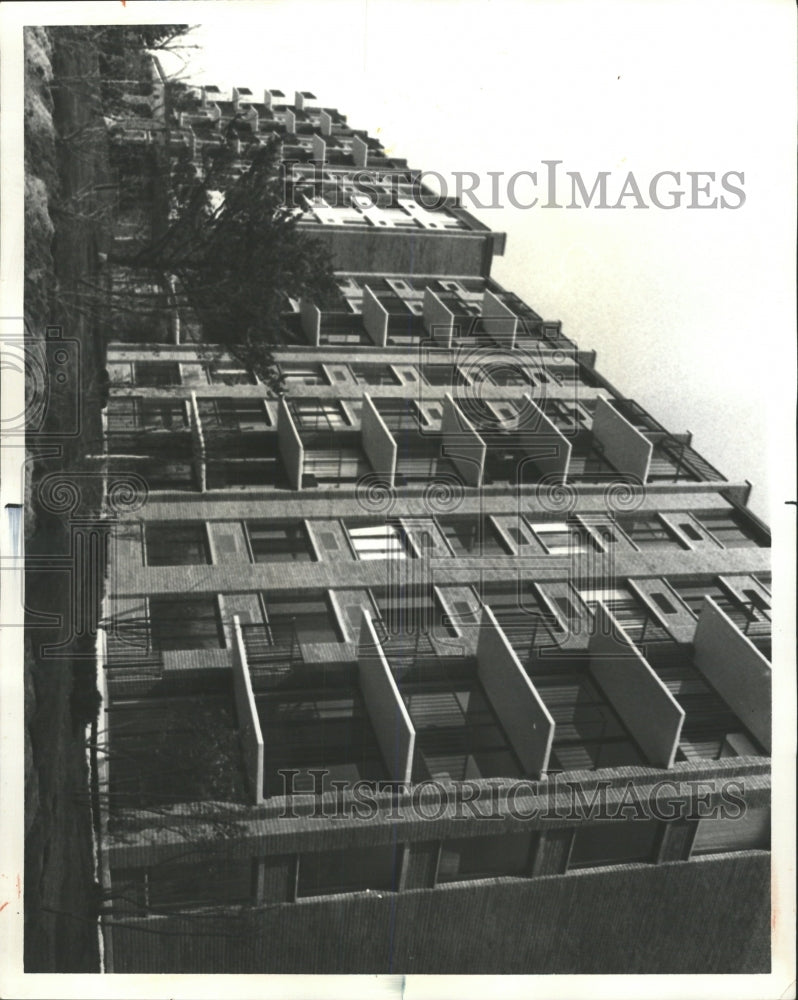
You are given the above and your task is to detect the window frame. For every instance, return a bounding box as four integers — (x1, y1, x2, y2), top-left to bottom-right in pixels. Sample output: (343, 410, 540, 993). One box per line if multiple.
(260, 590, 344, 645)
(344, 521, 412, 561)
(245, 520, 317, 564)
(148, 594, 225, 651)
(144, 522, 212, 567)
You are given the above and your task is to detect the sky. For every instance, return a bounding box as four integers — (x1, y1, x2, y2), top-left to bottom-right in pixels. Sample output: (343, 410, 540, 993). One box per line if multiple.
(157, 1, 793, 521)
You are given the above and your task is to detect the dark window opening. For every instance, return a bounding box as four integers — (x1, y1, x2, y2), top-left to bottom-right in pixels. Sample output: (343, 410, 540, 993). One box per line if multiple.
(569, 820, 661, 869)
(247, 521, 315, 563)
(149, 596, 224, 650)
(297, 844, 399, 897)
(263, 591, 341, 644)
(133, 362, 181, 386)
(436, 832, 535, 883)
(145, 523, 210, 566)
(650, 592, 677, 615)
(349, 363, 401, 386)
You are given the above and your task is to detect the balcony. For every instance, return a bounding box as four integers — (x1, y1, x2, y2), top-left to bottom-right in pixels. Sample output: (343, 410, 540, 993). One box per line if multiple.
(234, 614, 402, 799)
(478, 583, 565, 661)
(103, 622, 165, 684)
(363, 606, 555, 782)
(482, 422, 571, 490)
(587, 600, 770, 767)
(240, 620, 305, 687)
(590, 398, 726, 484)
(525, 653, 651, 774)
(668, 579, 771, 660)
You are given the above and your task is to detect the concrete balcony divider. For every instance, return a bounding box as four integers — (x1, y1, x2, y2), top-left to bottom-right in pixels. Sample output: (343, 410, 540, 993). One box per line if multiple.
(588, 602, 685, 768)
(441, 394, 486, 487)
(277, 396, 304, 490)
(352, 134, 368, 168)
(319, 110, 332, 136)
(481, 290, 518, 348)
(312, 133, 326, 164)
(362, 286, 390, 347)
(476, 606, 555, 778)
(358, 609, 416, 784)
(423, 287, 456, 348)
(361, 394, 397, 486)
(299, 298, 322, 346)
(232, 616, 265, 804)
(285, 108, 296, 134)
(189, 392, 207, 492)
(592, 396, 653, 481)
(521, 393, 572, 483)
(692, 597, 771, 752)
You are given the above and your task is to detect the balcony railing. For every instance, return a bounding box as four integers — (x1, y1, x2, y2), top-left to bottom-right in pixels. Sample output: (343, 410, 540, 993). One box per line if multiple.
(241, 621, 304, 685)
(104, 621, 164, 679)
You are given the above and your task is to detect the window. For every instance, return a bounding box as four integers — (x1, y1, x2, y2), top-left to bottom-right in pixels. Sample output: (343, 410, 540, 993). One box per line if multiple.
(544, 399, 590, 431)
(279, 363, 329, 386)
(577, 586, 670, 643)
(534, 672, 645, 773)
(290, 398, 349, 429)
(421, 363, 458, 386)
(247, 521, 314, 563)
(614, 513, 684, 549)
(197, 398, 270, 432)
(107, 398, 187, 432)
(349, 363, 400, 386)
(320, 329, 369, 346)
(372, 588, 458, 641)
(297, 845, 398, 897)
(206, 458, 285, 489)
(145, 524, 210, 566)
(667, 580, 771, 633)
(347, 523, 409, 560)
(568, 820, 662, 869)
(402, 680, 522, 781)
(109, 458, 195, 492)
(374, 398, 424, 430)
(257, 686, 388, 795)
(742, 589, 770, 615)
(303, 445, 371, 485)
(697, 510, 768, 548)
(149, 596, 224, 650)
(526, 520, 592, 554)
(691, 807, 770, 856)
(133, 362, 181, 386)
(679, 521, 704, 542)
(206, 362, 256, 385)
(263, 592, 341, 644)
(439, 516, 510, 556)
(436, 832, 535, 883)
(112, 858, 255, 912)
(104, 692, 245, 807)
(486, 364, 532, 388)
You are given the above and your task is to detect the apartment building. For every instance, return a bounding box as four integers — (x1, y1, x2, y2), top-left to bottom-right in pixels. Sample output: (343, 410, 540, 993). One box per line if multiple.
(97, 85, 772, 974)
